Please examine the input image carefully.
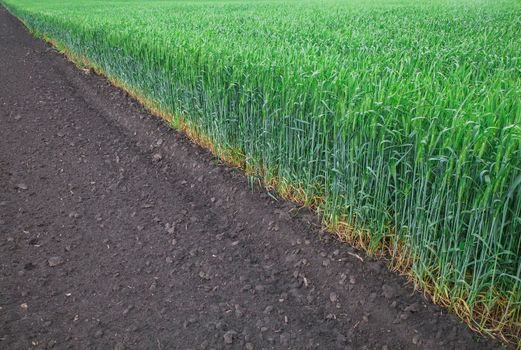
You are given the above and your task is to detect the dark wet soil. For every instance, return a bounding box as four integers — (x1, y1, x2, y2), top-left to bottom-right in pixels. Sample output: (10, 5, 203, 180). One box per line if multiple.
(0, 6, 509, 350)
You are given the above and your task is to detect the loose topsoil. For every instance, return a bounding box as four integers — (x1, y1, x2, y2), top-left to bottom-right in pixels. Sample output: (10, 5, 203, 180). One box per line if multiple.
(0, 6, 510, 350)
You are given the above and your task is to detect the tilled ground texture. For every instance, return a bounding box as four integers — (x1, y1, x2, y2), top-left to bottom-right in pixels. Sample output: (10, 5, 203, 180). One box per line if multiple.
(0, 7, 509, 350)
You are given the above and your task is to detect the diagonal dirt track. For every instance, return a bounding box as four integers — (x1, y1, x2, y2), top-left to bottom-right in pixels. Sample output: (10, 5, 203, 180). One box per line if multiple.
(0, 7, 508, 350)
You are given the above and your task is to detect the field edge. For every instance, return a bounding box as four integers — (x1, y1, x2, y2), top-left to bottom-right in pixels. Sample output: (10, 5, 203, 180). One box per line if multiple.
(2, 3, 518, 346)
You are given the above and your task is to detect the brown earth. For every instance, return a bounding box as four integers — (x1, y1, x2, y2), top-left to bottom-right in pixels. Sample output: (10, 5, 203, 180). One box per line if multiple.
(0, 6, 510, 350)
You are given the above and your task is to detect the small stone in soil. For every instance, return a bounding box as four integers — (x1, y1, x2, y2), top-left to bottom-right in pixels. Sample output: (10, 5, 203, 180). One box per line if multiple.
(223, 330, 237, 344)
(329, 292, 338, 303)
(48, 256, 64, 267)
(152, 153, 162, 162)
(16, 183, 28, 190)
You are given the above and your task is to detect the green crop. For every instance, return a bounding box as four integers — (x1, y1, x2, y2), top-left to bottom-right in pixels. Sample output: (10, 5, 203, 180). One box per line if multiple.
(3, 0, 520, 342)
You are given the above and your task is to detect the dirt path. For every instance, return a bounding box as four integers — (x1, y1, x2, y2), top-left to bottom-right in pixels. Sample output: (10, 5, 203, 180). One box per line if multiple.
(0, 7, 508, 350)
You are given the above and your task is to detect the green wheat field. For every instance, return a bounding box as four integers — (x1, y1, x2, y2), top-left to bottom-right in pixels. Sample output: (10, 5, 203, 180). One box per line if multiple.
(3, 0, 520, 342)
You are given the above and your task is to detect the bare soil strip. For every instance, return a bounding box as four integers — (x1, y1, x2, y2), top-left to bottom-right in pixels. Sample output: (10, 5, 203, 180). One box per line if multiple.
(0, 7, 508, 350)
